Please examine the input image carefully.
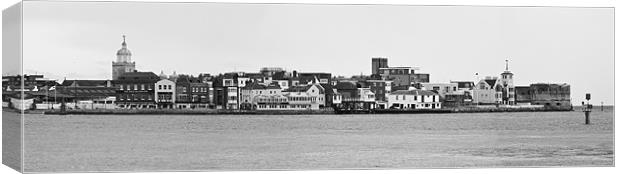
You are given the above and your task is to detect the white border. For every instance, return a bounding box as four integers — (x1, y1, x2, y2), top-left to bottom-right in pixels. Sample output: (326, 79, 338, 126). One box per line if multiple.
(1, 0, 617, 174)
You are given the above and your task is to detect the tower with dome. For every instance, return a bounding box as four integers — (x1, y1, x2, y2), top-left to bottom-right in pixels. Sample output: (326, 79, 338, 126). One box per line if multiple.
(112, 35, 136, 80)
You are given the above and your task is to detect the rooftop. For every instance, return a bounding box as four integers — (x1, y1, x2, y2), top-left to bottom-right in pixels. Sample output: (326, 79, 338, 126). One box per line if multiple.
(391, 89, 438, 96)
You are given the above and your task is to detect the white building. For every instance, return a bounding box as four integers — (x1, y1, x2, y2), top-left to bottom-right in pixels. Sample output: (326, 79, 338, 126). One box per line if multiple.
(420, 83, 458, 98)
(358, 88, 376, 103)
(387, 89, 441, 109)
(472, 60, 516, 105)
(283, 82, 326, 109)
(239, 81, 326, 110)
(473, 77, 499, 105)
(240, 82, 283, 109)
(154, 79, 175, 109)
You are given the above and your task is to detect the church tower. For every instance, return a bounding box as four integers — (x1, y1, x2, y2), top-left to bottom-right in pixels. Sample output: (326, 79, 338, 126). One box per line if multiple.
(499, 59, 515, 105)
(112, 35, 136, 80)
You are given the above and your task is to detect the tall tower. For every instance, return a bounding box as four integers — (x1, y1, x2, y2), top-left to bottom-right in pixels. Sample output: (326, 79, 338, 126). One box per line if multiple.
(499, 59, 515, 105)
(112, 35, 136, 80)
(371, 57, 388, 76)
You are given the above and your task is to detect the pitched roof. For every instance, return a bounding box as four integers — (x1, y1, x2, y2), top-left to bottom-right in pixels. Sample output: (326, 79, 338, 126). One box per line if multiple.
(484, 79, 497, 88)
(116, 72, 160, 82)
(242, 82, 281, 90)
(334, 81, 358, 90)
(61, 80, 111, 87)
(320, 83, 334, 94)
(391, 89, 438, 96)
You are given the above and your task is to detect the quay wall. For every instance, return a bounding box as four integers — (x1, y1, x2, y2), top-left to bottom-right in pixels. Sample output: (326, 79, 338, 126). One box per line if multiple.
(38, 106, 573, 115)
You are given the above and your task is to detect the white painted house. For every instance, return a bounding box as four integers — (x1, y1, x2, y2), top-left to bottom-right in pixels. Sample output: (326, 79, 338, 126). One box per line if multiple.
(387, 89, 441, 109)
(154, 79, 175, 109)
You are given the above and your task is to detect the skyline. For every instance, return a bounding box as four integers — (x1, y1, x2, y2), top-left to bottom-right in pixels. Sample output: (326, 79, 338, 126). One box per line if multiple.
(9, 1, 614, 104)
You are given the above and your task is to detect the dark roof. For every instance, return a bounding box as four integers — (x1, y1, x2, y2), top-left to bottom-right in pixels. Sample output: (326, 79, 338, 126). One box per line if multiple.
(320, 84, 334, 94)
(61, 80, 111, 87)
(116, 72, 160, 82)
(334, 81, 357, 90)
(484, 79, 497, 88)
(56, 86, 116, 97)
(391, 90, 438, 96)
(284, 84, 325, 93)
(285, 85, 310, 92)
(176, 75, 202, 84)
(242, 82, 280, 90)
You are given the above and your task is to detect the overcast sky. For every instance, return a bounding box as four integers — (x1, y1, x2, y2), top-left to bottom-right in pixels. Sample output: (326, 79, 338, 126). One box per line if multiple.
(16, 1, 614, 104)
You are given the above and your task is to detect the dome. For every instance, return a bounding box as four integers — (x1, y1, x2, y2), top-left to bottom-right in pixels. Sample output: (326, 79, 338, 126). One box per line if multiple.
(116, 47, 132, 56)
(116, 35, 132, 56)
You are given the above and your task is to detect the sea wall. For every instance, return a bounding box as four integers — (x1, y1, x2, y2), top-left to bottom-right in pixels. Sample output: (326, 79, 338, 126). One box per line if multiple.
(40, 106, 574, 115)
(43, 109, 336, 115)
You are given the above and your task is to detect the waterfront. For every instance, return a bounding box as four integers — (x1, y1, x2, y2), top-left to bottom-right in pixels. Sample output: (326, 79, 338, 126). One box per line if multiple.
(20, 108, 614, 172)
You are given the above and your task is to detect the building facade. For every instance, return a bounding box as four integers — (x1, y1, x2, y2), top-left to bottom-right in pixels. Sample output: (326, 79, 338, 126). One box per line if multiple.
(420, 83, 458, 99)
(378, 67, 414, 87)
(113, 72, 159, 109)
(472, 77, 499, 105)
(371, 57, 389, 77)
(365, 79, 392, 103)
(154, 79, 175, 108)
(387, 89, 441, 109)
(529, 83, 571, 109)
(175, 75, 209, 109)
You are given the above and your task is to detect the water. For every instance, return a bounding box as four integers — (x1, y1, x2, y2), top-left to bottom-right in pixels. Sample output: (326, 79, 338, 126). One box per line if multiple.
(19, 109, 614, 172)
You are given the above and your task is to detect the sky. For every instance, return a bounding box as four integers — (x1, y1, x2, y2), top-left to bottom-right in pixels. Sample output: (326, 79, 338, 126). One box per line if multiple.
(13, 1, 614, 105)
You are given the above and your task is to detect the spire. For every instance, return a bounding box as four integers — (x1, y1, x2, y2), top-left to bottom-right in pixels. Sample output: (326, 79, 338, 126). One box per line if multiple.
(121, 35, 127, 48)
(505, 59, 509, 71)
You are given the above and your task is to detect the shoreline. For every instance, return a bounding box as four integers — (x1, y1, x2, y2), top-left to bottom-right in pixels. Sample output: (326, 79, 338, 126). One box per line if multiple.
(13, 106, 580, 115)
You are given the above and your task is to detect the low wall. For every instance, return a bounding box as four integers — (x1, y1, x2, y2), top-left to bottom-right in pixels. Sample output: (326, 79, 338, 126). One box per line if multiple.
(43, 109, 336, 115)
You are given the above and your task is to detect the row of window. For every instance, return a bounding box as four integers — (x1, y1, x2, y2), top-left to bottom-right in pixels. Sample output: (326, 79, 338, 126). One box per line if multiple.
(119, 84, 153, 91)
(288, 96, 317, 102)
(257, 97, 288, 103)
(257, 104, 310, 109)
(158, 85, 173, 90)
(118, 94, 153, 101)
(157, 94, 173, 101)
(393, 103, 439, 109)
(394, 95, 437, 102)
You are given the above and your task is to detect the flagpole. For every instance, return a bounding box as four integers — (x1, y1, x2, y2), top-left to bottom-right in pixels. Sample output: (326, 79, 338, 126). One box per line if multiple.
(53, 86, 56, 109)
(46, 86, 49, 109)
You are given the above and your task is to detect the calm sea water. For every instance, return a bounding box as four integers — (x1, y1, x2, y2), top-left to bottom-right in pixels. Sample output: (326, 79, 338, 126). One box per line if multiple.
(20, 109, 614, 172)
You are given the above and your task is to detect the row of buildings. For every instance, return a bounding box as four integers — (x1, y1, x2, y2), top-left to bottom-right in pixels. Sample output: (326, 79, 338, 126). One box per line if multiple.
(1, 36, 572, 110)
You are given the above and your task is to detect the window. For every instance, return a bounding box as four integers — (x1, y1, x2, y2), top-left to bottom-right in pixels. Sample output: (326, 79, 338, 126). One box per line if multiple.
(403, 95, 406, 100)
(159, 85, 162, 90)
(134, 85, 138, 90)
(141, 84, 145, 90)
(414, 95, 418, 100)
(168, 85, 171, 90)
(120, 85, 124, 90)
